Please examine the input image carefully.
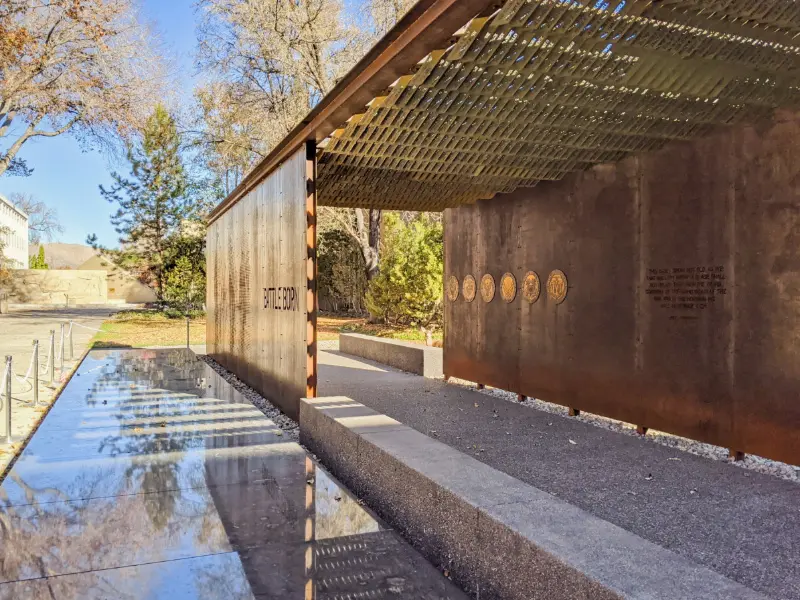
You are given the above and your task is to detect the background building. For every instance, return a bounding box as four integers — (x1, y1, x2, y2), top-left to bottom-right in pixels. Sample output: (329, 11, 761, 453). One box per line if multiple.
(0, 193, 29, 268)
(78, 254, 157, 303)
(28, 242, 95, 269)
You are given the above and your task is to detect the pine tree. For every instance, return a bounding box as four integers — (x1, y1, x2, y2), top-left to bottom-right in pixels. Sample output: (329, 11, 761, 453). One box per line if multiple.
(165, 256, 205, 312)
(29, 245, 48, 269)
(97, 105, 190, 301)
(365, 213, 443, 328)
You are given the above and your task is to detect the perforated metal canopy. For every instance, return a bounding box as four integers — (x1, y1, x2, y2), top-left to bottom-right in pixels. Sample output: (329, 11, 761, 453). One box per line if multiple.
(207, 0, 800, 222)
(315, 0, 800, 211)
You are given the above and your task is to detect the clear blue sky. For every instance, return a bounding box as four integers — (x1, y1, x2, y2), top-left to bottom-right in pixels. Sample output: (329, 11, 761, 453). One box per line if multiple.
(0, 0, 198, 248)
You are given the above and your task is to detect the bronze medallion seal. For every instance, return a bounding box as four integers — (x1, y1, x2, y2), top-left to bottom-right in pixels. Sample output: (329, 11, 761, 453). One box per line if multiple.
(522, 271, 541, 303)
(462, 275, 477, 303)
(480, 274, 496, 303)
(446, 275, 460, 302)
(546, 269, 568, 304)
(500, 272, 517, 303)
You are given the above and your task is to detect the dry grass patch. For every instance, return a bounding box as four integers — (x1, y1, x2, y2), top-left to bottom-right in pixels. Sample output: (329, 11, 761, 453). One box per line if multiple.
(93, 311, 437, 348)
(92, 310, 206, 349)
(318, 314, 442, 345)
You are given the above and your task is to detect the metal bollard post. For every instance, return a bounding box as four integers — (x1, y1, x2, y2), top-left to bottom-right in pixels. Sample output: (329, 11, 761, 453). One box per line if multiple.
(32, 340, 39, 408)
(69, 321, 74, 360)
(60, 323, 65, 373)
(5, 356, 12, 444)
(49, 330, 55, 384)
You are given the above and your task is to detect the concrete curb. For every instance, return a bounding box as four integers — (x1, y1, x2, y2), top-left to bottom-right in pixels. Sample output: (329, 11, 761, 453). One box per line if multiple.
(339, 333, 442, 377)
(300, 396, 768, 600)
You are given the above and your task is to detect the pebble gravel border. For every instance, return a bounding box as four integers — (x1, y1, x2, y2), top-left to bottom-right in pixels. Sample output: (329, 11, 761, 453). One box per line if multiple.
(448, 377, 800, 484)
(200, 355, 300, 441)
(209, 341, 798, 483)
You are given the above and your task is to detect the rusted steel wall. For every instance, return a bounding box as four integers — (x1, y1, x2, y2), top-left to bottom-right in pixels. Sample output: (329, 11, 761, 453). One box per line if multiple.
(207, 144, 316, 419)
(444, 110, 800, 465)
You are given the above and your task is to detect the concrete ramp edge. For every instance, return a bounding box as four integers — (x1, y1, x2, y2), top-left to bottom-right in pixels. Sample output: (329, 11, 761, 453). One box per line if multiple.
(299, 396, 767, 600)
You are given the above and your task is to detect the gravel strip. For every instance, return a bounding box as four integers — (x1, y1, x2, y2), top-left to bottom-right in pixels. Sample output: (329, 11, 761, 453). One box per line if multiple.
(205, 339, 798, 483)
(448, 377, 800, 484)
(200, 355, 300, 440)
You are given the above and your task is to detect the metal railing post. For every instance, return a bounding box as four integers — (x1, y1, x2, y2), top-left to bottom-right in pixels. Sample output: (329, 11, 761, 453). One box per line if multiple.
(60, 323, 65, 373)
(4, 356, 12, 444)
(49, 330, 55, 384)
(32, 340, 39, 408)
(186, 316, 190, 350)
(69, 321, 74, 359)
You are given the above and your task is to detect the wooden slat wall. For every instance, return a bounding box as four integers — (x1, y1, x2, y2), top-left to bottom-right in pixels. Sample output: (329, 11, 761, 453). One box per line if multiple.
(444, 111, 800, 465)
(207, 145, 316, 419)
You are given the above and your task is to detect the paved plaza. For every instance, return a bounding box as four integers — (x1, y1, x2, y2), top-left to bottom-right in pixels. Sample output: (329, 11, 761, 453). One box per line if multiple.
(0, 348, 467, 599)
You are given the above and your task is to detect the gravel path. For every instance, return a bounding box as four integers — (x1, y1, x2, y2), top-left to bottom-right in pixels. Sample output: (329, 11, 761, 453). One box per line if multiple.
(199, 355, 300, 441)
(447, 377, 800, 484)
(320, 350, 800, 599)
(317, 338, 797, 482)
(207, 338, 798, 483)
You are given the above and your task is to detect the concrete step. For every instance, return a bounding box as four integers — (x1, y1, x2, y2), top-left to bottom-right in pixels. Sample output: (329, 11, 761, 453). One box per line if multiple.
(339, 333, 443, 378)
(300, 396, 766, 600)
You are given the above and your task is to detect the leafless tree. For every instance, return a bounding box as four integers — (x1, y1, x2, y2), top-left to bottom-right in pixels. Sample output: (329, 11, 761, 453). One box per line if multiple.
(363, 0, 417, 36)
(194, 0, 416, 280)
(193, 0, 367, 190)
(8, 192, 63, 243)
(0, 0, 169, 178)
(321, 206, 384, 281)
(0, 225, 10, 286)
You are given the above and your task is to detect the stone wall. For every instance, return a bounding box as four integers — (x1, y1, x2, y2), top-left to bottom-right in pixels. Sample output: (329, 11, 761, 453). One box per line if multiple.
(6, 270, 108, 305)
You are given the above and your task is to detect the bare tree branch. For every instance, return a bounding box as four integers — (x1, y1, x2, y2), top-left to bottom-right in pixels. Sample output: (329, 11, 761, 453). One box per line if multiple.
(191, 1, 411, 279)
(8, 192, 63, 244)
(0, 0, 169, 177)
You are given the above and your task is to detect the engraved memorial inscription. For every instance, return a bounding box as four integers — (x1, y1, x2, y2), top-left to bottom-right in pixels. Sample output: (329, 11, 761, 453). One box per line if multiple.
(645, 266, 727, 316)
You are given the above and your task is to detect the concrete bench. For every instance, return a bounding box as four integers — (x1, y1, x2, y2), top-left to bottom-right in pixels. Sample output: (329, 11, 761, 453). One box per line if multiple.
(299, 396, 766, 600)
(338, 333, 442, 378)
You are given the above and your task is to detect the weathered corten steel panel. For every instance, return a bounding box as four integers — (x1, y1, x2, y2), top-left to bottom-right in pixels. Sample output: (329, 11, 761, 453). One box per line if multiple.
(207, 146, 315, 419)
(444, 110, 800, 465)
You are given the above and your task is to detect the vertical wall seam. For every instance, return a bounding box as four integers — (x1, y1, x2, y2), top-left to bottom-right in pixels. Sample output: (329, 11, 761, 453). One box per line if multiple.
(306, 140, 318, 399)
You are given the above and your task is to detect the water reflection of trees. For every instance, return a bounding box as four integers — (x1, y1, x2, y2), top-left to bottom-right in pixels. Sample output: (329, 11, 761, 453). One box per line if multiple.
(94, 351, 209, 531)
(0, 479, 227, 585)
(0, 350, 231, 586)
(87, 350, 268, 530)
(314, 468, 379, 541)
(1, 349, 465, 598)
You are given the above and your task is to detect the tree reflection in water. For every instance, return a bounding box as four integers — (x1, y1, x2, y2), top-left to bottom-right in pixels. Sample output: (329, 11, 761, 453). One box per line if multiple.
(95, 352, 211, 533)
(314, 467, 379, 541)
(0, 351, 234, 584)
(0, 349, 467, 599)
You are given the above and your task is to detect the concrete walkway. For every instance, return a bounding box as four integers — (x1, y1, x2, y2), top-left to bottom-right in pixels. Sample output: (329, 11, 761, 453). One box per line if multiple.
(0, 307, 115, 474)
(0, 348, 467, 599)
(319, 349, 800, 600)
